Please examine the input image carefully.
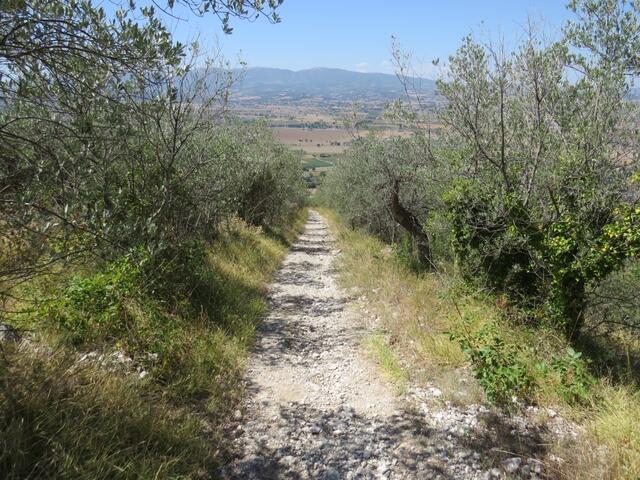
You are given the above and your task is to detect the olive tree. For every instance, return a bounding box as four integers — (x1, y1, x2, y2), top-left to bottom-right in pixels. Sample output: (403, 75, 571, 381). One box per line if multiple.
(322, 1, 640, 341)
(0, 0, 298, 300)
(320, 133, 447, 267)
(439, 25, 639, 340)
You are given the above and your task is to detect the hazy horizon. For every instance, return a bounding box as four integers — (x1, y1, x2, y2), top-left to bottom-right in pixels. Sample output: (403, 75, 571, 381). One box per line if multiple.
(240, 65, 430, 77)
(100, 0, 572, 77)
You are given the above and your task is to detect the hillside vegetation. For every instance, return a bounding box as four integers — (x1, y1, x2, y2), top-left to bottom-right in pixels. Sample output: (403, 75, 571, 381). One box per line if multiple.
(0, 0, 307, 478)
(320, 208, 639, 479)
(3, 0, 640, 478)
(1, 211, 307, 479)
(317, 1, 640, 478)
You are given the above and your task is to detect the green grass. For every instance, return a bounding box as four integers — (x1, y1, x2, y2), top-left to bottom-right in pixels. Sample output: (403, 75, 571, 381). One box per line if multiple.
(0, 345, 213, 480)
(302, 157, 334, 169)
(1, 210, 308, 479)
(319, 207, 640, 479)
(364, 334, 409, 392)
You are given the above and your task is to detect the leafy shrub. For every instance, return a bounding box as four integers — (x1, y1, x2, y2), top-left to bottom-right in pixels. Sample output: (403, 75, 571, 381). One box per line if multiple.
(549, 348, 596, 404)
(587, 259, 640, 333)
(139, 241, 209, 303)
(446, 177, 640, 341)
(42, 256, 141, 347)
(452, 323, 535, 405)
(444, 182, 542, 303)
(38, 241, 216, 360)
(392, 235, 427, 273)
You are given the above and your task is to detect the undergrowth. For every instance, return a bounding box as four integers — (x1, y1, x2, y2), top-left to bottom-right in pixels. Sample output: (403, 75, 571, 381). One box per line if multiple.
(0, 345, 212, 479)
(320, 207, 640, 479)
(0, 210, 307, 479)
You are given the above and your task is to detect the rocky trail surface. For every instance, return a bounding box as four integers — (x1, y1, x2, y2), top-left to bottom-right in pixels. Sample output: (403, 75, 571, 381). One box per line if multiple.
(221, 211, 571, 480)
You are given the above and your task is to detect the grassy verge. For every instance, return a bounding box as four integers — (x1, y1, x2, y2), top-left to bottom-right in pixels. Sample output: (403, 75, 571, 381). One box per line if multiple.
(319, 207, 640, 480)
(1, 210, 307, 479)
(1, 346, 213, 479)
(320, 208, 485, 404)
(364, 334, 409, 392)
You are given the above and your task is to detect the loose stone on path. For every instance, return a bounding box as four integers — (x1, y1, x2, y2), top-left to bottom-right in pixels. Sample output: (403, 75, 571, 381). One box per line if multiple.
(221, 211, 552, 480)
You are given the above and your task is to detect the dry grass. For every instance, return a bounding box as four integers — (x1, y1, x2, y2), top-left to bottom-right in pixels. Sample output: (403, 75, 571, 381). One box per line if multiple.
(320, 208, 640, 479)
(272, 127, 355, 154)
(273, 127, 414, 154)
(233, 104, 341, 126)
(555, 384, 640, 480)
(0, 344, 213, 479)
(364, 333, 409, 392)
(320, 208, 485, 404)
(1, 210, 309, 479)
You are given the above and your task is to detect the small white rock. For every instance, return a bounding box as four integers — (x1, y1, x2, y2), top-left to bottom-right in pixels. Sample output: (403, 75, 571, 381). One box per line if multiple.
(501, 457, 522, 473)
(427, 387, 442, 397)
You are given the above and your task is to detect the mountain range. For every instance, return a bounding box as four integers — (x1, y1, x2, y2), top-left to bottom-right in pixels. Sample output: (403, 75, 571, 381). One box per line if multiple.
(231, 67, 436, 100)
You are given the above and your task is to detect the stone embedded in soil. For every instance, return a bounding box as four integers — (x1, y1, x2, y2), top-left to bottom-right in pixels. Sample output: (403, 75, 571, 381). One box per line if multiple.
(0, 322, 21, 343)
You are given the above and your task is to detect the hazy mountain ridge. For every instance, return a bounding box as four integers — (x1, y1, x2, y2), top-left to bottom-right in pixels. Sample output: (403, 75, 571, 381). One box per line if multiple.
(232, 67, 436, 99)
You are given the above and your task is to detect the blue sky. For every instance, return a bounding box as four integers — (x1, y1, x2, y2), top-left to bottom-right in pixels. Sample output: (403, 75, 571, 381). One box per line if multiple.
(103, 1, 574, 77)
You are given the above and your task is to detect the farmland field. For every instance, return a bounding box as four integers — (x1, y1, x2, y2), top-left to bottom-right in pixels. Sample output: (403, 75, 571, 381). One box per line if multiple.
(302, 157, 335, 169)
(272, 127, 416, 154)
(273, 127, 354, 154)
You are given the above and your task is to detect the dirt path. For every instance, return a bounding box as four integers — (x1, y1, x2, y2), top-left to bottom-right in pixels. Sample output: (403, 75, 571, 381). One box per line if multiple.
(222, 211, 553, 480)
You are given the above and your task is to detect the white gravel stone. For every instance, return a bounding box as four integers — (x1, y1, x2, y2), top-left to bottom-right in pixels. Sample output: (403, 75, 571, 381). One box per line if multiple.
(501, 457, 522, 473)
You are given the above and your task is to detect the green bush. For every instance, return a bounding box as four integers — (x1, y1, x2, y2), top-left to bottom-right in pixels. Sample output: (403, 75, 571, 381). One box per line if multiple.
(549, 348, 596, 404)
(445, 176, 640, 341)
(42, 256, 142, 348)
(452, 322, 596, 406)
(445, 182, 542, 303)
(452, 323, 535, 405)
(392, 235, 427, 274)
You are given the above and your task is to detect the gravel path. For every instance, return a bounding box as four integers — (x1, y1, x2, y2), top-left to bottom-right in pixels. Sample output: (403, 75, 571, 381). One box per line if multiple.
(221, 211, 561, 480)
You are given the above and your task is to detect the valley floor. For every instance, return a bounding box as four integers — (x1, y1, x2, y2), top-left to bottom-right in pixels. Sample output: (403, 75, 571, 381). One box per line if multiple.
(221, 211, 564, 480)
